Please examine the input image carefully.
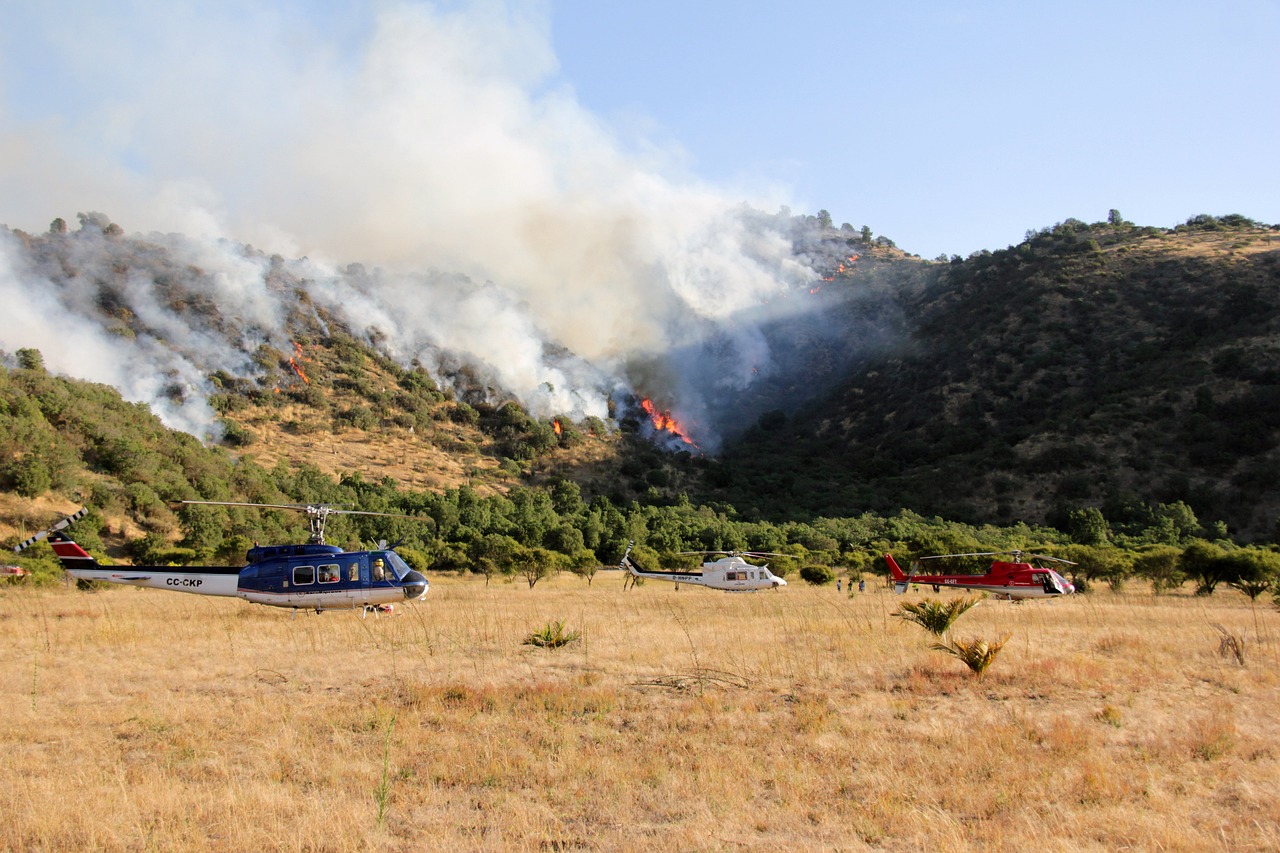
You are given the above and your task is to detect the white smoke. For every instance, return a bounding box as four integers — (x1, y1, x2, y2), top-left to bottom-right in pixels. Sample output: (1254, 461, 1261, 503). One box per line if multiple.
(0, 228, 220, 436)
(0, 2, 839, 446)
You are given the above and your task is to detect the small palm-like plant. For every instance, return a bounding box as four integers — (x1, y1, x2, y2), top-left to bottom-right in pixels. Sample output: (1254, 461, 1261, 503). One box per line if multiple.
(931, 633, 1012, 678)
(895, 595, 982, 637)
(523, 619, 581, 649)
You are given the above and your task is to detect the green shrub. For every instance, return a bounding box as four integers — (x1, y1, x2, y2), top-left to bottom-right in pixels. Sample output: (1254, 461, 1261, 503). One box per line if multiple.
(799, 564, 835, 585)
(931, 633, 1012, 678)
(523, 620, 581, 649)
(895, 595, 982, 637)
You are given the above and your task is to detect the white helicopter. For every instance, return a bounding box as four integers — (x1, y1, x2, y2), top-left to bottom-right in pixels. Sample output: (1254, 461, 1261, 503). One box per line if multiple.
(619, 542, 788, 592)
(14, 502, 430, 614)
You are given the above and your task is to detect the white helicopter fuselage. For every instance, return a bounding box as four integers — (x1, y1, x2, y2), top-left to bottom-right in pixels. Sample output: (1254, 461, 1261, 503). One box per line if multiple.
(624, 555, 787, 592)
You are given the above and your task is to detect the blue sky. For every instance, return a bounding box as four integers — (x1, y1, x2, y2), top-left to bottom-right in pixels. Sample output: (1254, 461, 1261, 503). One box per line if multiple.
(547, 1, 1280, 257)
(2, 1, 1277, 261)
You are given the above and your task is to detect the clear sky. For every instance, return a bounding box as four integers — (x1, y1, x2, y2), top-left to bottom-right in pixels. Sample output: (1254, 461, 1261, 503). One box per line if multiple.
(547, 0, 1280, 257)
(2, 1, 1277, 261)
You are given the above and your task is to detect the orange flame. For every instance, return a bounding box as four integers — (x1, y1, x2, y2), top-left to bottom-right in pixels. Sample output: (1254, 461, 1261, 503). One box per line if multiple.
(820, 254, 859, 282)
(640, 398, 697, 446)
(552, 419, 563, 436)
(288, 341, 311, 384)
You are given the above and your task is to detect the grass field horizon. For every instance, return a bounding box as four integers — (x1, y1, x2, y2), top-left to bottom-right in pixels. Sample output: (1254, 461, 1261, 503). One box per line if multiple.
(3, 574, 1278, 851)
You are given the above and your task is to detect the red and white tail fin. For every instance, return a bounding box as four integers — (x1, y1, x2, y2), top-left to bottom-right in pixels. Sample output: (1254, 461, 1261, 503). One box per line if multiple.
(885, 554, 910, 594)
(48, 532, 100, 573)
(11, 508, 101, 579)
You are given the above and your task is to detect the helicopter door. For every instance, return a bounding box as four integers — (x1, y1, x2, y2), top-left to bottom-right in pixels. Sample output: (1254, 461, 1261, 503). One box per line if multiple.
(346, 556, 371, 604)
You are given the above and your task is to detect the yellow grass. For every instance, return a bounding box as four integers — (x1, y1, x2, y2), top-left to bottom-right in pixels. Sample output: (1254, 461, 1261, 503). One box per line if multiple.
(3, 577, 1279, 851)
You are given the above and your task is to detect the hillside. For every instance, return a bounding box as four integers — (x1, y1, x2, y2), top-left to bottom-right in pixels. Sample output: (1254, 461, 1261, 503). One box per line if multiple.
(713, 215, 1280, 539)
(3, 212, 1279, 571)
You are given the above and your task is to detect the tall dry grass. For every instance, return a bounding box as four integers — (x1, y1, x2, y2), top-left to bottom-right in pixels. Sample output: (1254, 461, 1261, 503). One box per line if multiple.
(2, 575, 1278, 851)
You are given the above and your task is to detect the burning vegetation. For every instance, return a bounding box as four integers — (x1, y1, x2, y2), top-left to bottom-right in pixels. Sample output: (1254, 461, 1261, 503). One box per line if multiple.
(639, 398, 697, 448)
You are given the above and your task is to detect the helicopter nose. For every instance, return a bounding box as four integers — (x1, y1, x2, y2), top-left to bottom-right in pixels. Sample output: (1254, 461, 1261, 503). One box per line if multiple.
(773, 578, 787, 588)
(401, 570, 429, 600)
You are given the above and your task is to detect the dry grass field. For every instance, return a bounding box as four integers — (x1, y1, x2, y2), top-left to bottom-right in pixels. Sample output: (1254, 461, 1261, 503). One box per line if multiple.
(3, 575, 1278, 851)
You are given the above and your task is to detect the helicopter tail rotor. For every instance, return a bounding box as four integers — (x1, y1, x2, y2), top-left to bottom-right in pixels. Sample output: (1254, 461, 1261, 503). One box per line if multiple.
(13, 507, 89, 554)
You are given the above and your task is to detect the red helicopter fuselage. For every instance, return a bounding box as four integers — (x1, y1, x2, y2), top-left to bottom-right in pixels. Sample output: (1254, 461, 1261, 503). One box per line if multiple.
(885, 554, 1075, 600)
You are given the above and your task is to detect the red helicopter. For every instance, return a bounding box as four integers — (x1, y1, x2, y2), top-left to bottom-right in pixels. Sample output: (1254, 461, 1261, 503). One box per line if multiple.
(885, 550, 1076, 601)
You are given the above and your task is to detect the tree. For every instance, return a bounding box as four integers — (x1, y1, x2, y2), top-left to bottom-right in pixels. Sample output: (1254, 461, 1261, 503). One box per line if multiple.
(1223, 548, 1280, 601)
(1132, 546, 1184, 593)
(567, 550, 601, 585)
(520, 546, 557, 589)
(12, 456, 52, 497)
(1067, 507, 1109, 545)
(472, 534, 519, 585)
(816, 209, 833, 230)
(860, 225, 872, 243)
(1180, 540, 1229, 595)
(16, 349, 44, 372)
(1152, 501, 1200, 543)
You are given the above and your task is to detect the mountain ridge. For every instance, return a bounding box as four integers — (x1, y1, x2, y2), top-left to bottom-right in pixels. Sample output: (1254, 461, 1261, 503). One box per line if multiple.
(2, 211, 1277, 551)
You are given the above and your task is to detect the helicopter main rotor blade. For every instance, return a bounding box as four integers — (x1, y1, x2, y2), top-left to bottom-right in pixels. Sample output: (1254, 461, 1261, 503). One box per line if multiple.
(174, 500, 323, 513)
(676, 550, 789, 558)
(174, 501, 426, 521)
(329, 509, 429, 521)
(917, 552, 999, 561)
(1023, 553, 1078, 565)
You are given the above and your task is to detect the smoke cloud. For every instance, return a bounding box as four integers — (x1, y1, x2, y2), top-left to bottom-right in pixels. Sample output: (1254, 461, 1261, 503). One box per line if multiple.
(0, 2, 861, 449)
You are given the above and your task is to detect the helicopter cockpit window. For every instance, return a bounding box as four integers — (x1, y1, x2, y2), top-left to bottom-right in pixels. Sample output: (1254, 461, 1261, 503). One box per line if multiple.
(348, 562, 359, 582)
(318, 564, 339, 583)
(383, 552, 413, 581)
(293, 565, 315, 585)
(371, 558, 386, 581)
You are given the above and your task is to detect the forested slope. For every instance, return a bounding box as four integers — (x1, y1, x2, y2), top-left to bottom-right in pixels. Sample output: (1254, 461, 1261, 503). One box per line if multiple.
(714, 216, 1280, 539)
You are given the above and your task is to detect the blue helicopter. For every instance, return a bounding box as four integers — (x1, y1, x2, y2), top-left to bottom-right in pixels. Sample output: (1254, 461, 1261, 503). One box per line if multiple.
(15, 501, 429, 614)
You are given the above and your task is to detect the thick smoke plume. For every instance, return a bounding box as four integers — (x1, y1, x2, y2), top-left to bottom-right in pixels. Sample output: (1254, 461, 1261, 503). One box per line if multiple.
(0, 3, 875, 449)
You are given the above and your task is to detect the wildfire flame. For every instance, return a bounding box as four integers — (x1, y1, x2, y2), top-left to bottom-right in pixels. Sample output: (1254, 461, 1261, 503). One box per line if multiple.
(820, 254, 859, 282)
(552, 419, 562, 436)
(288, 341, 311, 384)
(640, 398, 697, 447)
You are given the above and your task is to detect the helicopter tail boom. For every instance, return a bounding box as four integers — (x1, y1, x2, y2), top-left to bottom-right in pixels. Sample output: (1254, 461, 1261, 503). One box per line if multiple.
(885, 554, 910, 594)
(48, 532, 241, 596)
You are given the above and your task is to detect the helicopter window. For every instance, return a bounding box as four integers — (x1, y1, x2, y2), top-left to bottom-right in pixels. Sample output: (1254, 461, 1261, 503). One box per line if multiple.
(372, 558, 386, 581)
(384, 552, 412, 580)
(348, 562, 359, 582)
(293, 565, 315, 585)
(318, 564, 339, 583)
